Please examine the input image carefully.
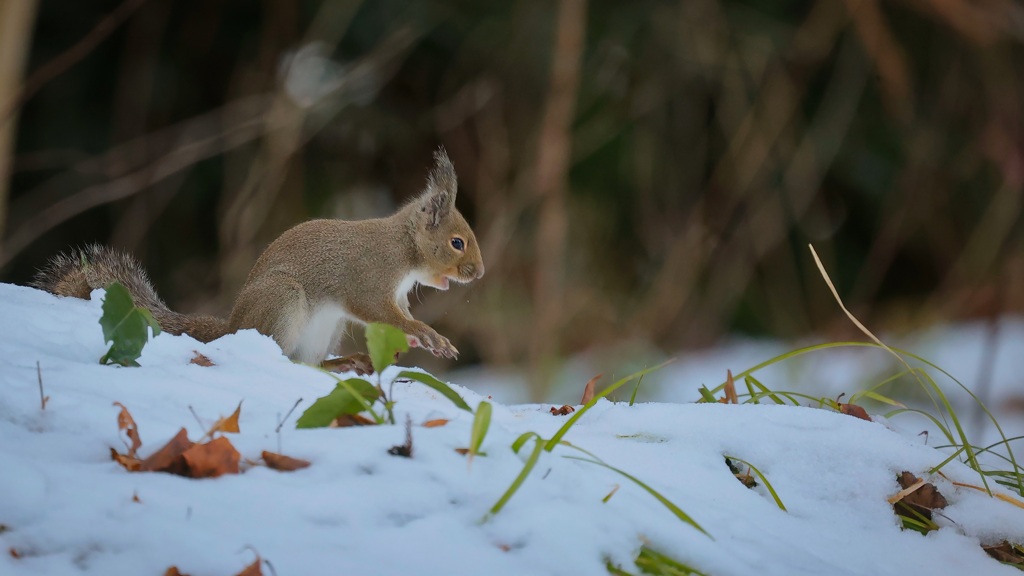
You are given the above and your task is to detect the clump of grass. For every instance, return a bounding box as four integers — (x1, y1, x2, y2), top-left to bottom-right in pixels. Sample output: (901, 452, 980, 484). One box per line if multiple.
(483, 362, 710, 539)
(608, 546, 708, 576)
(697, 248, 1024, 500)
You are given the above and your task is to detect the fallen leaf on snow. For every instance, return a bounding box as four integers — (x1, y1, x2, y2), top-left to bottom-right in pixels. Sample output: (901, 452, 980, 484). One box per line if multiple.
(321, 353, 374, 376)
(891, 471, 947, 520)
(203, 401, 243, 438)
(111, 447, 141, 471)
(839, 402, 872, 421)
(113, 402, 142, 456)
(189, 352, 214, 367)
(137, 428, 194, 475)
(983, 541, 1024, 565)
(181, 436, 241, 478)
(164, 568, 190, 576)
(262, 450, 311, 471)
(550, 405, 575, 416)
(422, 418, 449, 428)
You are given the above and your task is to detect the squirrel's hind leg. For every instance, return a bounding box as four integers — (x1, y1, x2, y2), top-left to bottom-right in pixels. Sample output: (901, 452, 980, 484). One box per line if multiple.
(229, 272, 313, 363)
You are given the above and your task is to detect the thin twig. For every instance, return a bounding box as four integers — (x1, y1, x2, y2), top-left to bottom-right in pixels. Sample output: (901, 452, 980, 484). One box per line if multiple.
(275, 398, 303, 453)
(36, 361, 48, 410)
(275, 398, 303, 434)
(187, 405, 204, 429)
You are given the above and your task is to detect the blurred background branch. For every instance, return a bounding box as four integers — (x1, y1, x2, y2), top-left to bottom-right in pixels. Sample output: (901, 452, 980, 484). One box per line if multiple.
(2, 0, 1024, 400)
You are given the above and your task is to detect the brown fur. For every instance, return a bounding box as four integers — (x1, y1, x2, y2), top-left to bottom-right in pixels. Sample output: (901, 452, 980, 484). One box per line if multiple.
(30, 244, 228, 342)
(32, 148, 484, 364)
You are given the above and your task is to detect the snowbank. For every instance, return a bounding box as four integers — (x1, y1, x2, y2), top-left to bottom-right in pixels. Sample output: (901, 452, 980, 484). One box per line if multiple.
(1, 283, 1021, 575)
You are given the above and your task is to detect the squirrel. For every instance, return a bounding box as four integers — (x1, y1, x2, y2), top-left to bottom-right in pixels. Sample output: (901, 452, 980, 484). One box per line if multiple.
(31, 148, 485, 363)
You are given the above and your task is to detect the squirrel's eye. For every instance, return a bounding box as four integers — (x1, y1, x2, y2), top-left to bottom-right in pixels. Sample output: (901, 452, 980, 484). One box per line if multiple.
(450, 237, 465, 251)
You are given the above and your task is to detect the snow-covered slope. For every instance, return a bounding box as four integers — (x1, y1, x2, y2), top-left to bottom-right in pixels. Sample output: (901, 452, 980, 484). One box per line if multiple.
(1, 282, 1021, 575)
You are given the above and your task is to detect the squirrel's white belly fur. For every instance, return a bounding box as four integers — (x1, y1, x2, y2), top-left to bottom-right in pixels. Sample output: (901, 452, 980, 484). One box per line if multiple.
(292, 301, 352, 365)
(291, 271, 432, 364)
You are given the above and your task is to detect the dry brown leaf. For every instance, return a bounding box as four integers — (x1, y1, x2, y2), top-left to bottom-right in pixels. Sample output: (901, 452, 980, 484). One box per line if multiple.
(181, 437, 241, 478)
(113, 402, 142, 456)
(580, 373, 601, 405)
(549, 405, 575, 416)
(111, 447, 141, 472)
(422, 418, 449, 428)
(9, 547, 21, 559)
(983, 541, 1024, 565)
(235, 557, 263, 576)
(839, 402, 872, 421)
(205, 401, 243, 437)
(892, 471, 947, 520)
(262, 450, 311, 472)
(138, 428, 194, 475)
(454, 448, 470, 456)
(330, 413, 377, 427)
(321, 353, 374, 376)
(132, 491, 141, 503)
(721, 370, 738, 404)
(189, 351, 215, 367)
(164, 568, 191, 576)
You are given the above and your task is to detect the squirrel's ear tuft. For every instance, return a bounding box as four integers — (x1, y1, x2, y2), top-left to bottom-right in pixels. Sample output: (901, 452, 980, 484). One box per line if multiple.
(422, 147, 457, 228)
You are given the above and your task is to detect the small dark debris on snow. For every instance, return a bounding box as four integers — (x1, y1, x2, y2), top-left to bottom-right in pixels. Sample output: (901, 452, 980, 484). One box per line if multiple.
(550, 405, 575, 416)
(388, 414, 414, 458)
(726, 457, 757, 489)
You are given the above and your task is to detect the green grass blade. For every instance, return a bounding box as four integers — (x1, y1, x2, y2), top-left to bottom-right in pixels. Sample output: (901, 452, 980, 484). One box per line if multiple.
(565, 455, 711, 538)
(743, 375, 789, 405)
(726, 456, 787, 511)
(636, 547, 708, 576)
(398, 370, 472, 412)
(629, 374, 645, 407)
(468, 401, 492, 462)
(485, 434, 544, 521)
(544, 361, 673, 452)
(697, 385, 717, 403)
(605, 562, 637, 576)
(855, 390, 907, 409)
(883, 407, 955, 445)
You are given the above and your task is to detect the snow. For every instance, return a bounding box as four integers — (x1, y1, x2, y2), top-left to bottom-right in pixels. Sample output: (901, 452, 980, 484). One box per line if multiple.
(1, 281, 1023, 575)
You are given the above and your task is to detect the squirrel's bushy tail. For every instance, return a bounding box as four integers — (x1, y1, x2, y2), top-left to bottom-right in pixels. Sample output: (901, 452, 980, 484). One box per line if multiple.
(32, 244, 229, 342)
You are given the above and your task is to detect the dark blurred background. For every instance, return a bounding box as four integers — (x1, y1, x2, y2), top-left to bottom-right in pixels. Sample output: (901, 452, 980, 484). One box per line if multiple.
(2, 0, 1023, 399)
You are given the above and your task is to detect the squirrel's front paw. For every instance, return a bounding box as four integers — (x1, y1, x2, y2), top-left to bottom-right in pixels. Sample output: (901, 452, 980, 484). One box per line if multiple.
(407, 328, 458, 359)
